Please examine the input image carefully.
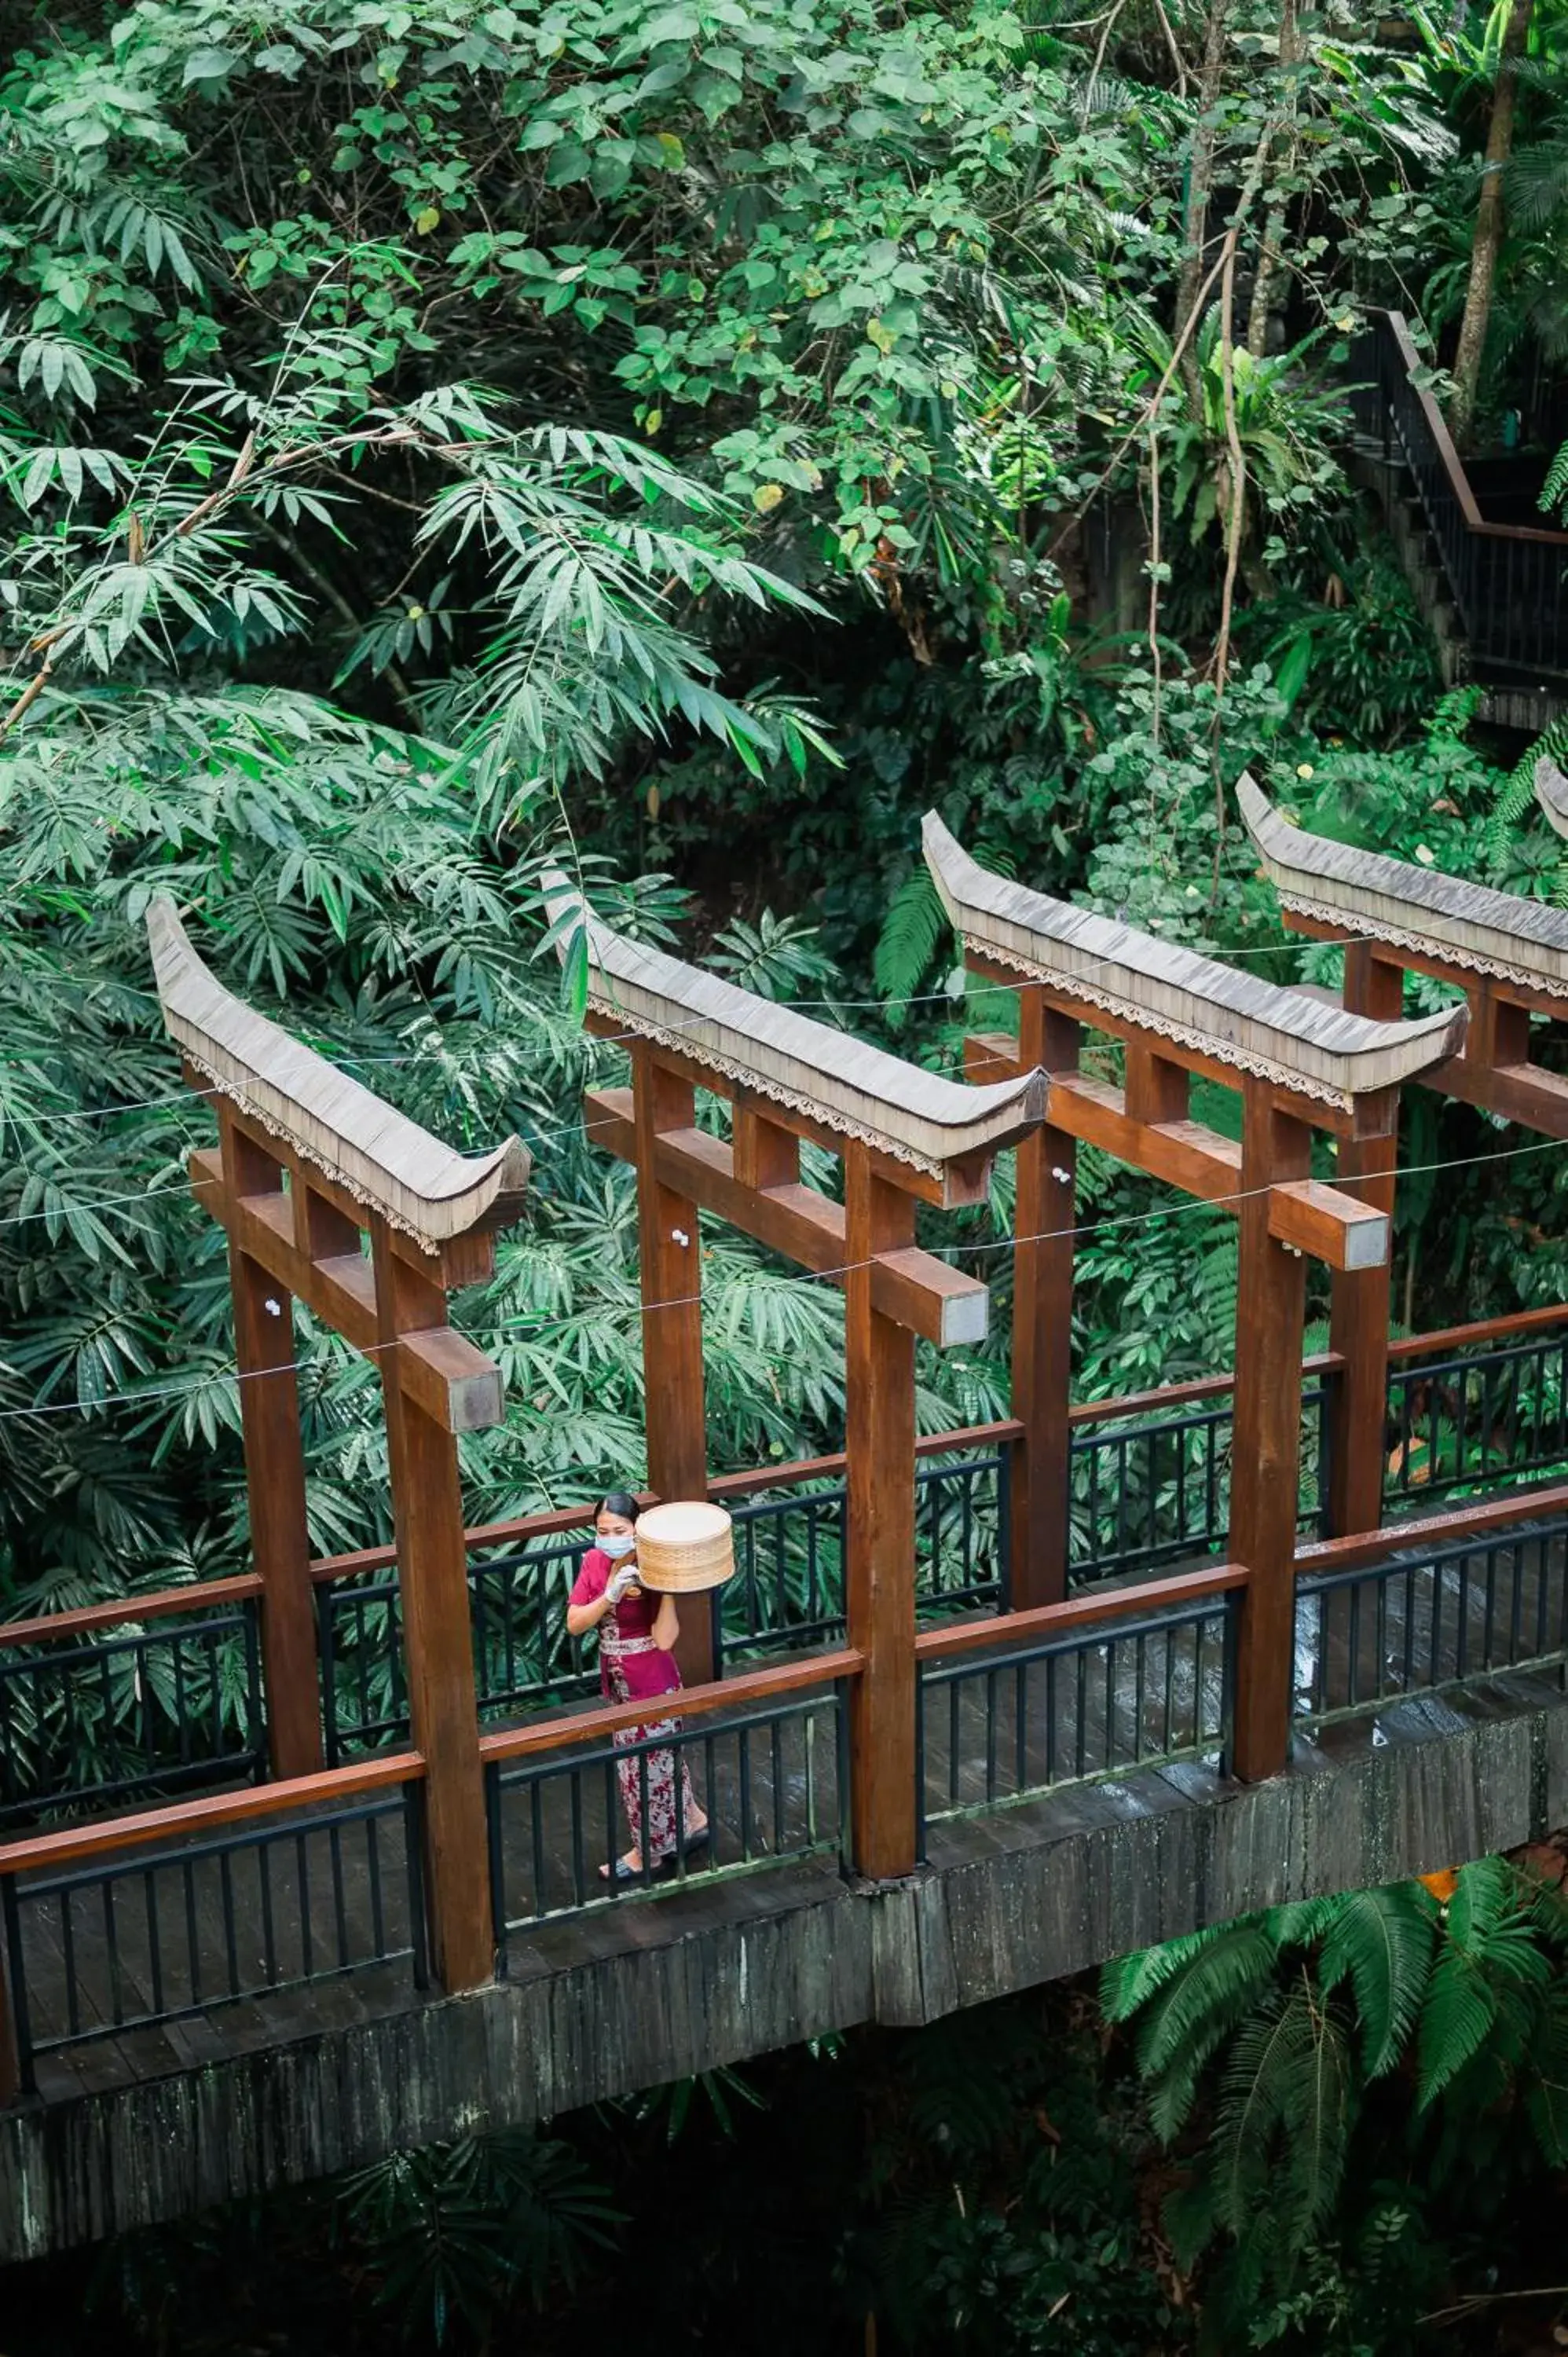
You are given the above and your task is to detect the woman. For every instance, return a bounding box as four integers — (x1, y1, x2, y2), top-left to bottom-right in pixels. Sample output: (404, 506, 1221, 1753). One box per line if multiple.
(567, 1492, 709, 1880)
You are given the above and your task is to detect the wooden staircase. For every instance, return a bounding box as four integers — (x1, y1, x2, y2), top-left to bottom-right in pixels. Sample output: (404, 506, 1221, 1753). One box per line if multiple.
(1350, 310, 1568, 735)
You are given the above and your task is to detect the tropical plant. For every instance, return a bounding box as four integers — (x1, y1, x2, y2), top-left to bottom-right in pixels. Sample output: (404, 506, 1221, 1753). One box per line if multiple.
(1102, 1858, 1568, 2348)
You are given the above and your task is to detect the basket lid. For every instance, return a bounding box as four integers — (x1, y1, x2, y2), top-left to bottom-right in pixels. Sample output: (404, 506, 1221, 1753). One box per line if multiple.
(636, 1499, 733, 1544)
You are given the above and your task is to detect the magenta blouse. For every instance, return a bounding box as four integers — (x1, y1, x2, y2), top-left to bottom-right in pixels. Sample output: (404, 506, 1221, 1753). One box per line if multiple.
(570, 1547, 683, 1703)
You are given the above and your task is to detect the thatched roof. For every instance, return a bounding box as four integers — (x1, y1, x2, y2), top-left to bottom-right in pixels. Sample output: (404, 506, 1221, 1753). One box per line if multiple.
(923, 812, 1465, 1110)
(148, 899, 530, 1247)
(542, 874, 1046, 1174)
(1241, 775, 1568, 1001)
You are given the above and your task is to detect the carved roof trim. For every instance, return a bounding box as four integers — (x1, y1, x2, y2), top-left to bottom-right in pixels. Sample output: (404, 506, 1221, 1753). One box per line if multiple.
(1240, 773, 1568, 1001)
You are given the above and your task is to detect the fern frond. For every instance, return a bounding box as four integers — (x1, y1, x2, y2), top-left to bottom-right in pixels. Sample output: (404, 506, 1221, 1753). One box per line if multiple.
(1317, 1883, 1438, 2079)
(1210, 1985, 1299, 2234)
(1278, 1986, 1353, 2250)
(1100, 1922, 1236, 2022)
(873, 868, 946, 1028)
(1427, 682, 1484, 743)
(1541, 434, 1568, 517)
(1135, 1923, 1280, 2141)
(1489, 713, 1568, 858)
(1417, 1947, 1498, 2105)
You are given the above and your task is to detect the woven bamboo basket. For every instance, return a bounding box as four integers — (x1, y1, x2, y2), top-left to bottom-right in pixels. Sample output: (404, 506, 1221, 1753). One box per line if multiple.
(632, 1500, 735, 1593)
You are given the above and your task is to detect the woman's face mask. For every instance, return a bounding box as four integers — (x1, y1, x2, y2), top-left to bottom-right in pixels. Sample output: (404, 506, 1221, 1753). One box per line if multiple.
(598, 1530, 636, 1560)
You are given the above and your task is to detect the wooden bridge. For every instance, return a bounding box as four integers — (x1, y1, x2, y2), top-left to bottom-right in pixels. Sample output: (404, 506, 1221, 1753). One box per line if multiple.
(6, 797, 1568, 2260)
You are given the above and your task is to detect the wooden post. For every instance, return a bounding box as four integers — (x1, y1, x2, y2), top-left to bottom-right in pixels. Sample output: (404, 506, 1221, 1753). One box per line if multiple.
(1009, 992, 1079, 1608)
(1229, 1083, 1310, 1783)
(218, 1113, 323, 1780)
(1326, 947, 1403, 1538)
(632, 1046, 712, 1685)
(844, 1146, 918, 1879)
(372, 1219, 492, 1992)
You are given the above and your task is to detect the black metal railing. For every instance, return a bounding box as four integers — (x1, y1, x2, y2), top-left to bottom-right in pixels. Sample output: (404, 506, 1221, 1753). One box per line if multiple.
(0, 1783, 428, 2092)
(319, 1528, 601, 1765)
(1352, 309, 1568, 683)
(485, 1683, 849, 1959)
(1385, 1329, 1568, 1508)
(0, 1601, 266, 1829)
(916, 1595, 1236, 1849)
(321, 1456, 1008, 1757)
(1069, 1380, 1330, 1581)
(1295, 1511, 1568, 1724)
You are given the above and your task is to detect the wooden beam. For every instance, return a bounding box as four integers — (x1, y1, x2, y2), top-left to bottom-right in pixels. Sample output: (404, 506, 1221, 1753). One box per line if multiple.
(192, 1149, 504, 1435)
(217, 1113, 323, 1781)
(966, 1043, 1387, 1272)
(914, 1560, 1251, 1662)
(632, 1047, 711, 1685)
(1229, 1085, 1310, 1783)
(1425, 1049, 1568, 1137)
(844, 1149, 918, 1879)
(1278, 908, 1568, 1022)
(585, 1020, 991, 1208)
(1267, 1180, 1388, 1272)
(584, 1091, 990, 1348)
(1326, 945, 1402, 1539)
(371, 1215, 492, 1993)
(1124, 1043, 1189, 1126)
(1006, 993, 1077, 1608)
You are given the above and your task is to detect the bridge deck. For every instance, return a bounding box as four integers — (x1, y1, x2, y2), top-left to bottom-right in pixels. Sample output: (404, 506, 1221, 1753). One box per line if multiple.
(6, 1648, 1568, 2266)
(13, 1507, 1567, 2109)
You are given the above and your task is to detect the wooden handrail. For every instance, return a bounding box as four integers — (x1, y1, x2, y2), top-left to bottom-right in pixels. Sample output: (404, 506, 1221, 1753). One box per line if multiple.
(0, 1750, 425, 1879)
(477, 1647, 865, 1763)
(1386, 1299, 1568, 1362)
(0, 1574, 264, 1651)
(1296, 1477, 1568, 1575)
(1372, 309, 1568, 548)
(914, 1563, 1250, 1665)
(306, 1423, 1028, 1581)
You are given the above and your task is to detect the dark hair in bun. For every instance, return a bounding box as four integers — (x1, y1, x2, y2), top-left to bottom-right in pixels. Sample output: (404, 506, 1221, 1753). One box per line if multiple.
(595, 1490, 640, 1524)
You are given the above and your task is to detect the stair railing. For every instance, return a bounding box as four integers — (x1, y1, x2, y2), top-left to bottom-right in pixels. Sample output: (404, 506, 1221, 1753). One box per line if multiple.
(1354, 308, 1568, 683)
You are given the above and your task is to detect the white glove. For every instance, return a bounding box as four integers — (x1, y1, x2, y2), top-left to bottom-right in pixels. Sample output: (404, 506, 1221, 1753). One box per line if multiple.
(605, 1563, 639, 1604)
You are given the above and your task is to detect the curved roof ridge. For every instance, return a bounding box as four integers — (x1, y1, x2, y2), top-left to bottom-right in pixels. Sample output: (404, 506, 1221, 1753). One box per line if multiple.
(541, 872, 1046, 1174)
(1240, 774, 1568, 999)
(148, 898, 530, 1247)
(922, 811, 1466, 1110)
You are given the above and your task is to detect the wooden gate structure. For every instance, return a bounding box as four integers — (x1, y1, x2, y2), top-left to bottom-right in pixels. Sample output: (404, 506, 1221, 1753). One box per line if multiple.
(922, 816, 1466, 1779)
(1240, 771, 1568, 1545)
(148, 900, 530, 1988)
(543, 871, 1046, 1875)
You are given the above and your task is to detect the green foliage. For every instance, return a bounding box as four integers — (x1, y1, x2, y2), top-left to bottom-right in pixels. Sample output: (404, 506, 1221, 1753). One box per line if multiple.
(1105, 1859, 1568, 2348)
(340, 2129, 621, 2344)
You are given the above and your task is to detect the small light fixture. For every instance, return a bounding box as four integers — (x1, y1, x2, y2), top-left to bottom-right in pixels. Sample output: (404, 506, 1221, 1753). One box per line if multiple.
(264, 1296, 283, 1317)
(672, 1227, 691, 1248)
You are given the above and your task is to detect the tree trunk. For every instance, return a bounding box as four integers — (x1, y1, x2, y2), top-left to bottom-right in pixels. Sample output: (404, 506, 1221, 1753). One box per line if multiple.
(1173, 0, 1233, 411)
(1449, 0, 1533, 449)
(1247, 0, 1299, 359)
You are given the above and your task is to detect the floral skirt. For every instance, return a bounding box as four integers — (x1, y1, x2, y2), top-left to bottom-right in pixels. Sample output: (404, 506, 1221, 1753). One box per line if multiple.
(602, 1632, 698, 1863)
